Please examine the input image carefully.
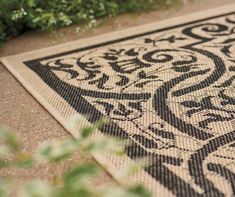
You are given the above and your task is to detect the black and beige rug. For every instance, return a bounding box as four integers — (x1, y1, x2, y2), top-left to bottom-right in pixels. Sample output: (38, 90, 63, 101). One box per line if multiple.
(2, 4, 235, 196)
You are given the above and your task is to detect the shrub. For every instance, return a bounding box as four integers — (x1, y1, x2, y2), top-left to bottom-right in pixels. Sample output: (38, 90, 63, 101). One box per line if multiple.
(0, 0, 179, 44)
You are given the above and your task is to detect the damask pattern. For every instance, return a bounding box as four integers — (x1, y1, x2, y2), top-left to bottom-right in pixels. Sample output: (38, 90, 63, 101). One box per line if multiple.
(25, 12, 235, 196)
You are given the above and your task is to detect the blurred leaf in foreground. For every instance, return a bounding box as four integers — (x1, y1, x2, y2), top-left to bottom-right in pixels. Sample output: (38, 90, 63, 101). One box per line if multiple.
(0, 118, 153, 197)
(0, 178, 9, 197)
(13, 152, 34, 168)
(19, 180, 54, 197)
(37, 138, 78, 163)
(63, 163, 98, 188)
(0, 128, 20, 153)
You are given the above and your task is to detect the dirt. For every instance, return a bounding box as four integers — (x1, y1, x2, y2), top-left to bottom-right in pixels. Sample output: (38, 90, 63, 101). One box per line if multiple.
(0, 0, 234, 192)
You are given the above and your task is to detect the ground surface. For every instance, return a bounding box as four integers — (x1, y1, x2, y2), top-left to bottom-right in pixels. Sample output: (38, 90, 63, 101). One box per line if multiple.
(0, 0, 234, 192)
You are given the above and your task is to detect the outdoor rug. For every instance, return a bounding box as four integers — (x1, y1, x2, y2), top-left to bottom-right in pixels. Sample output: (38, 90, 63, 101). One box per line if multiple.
(2, 4, 235, 196)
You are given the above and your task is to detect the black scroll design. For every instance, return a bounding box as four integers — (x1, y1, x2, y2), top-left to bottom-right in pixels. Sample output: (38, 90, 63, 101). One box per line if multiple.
(181, 93, 235, 129)
(42, 59, 151, 100)
(172, 23, 228, 97)
(188, 130, 235, 197)
(182, 23, 229, 41)
(94, 99, 146, 121)
(207, 163, 235, 195)
(125, 129, 235, 197)
(153, 68, 214, 140)
(226, 14, 235, 24)
(150, 22, 235, 195)
(125, 142, 202, 197)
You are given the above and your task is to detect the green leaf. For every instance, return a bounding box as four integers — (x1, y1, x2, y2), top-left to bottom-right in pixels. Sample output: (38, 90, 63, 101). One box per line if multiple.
(117, 158, 149, 180)
(81, 136, 125, 156)
(0, 128, 21, 153)
(0, 159, 10, 169)
(37, 138, 78, 162)
(19, 180, 54, 197)
(99, 186, 132, 197)
(55, 187, 92, 197)
(80, 127, 95, 139)
(127, 184, 152, 197)
(80, 118, 109, 139)
(99, 185, 152, 197)
(94, 118, 109, 129)
(27, 0, 38, 7)
(0, 178, 9, 197)
(64, 163, 98, 186)
(0, 146, 8, 159)
(68, 114, 83, 131)
(13, 152, 34, 168)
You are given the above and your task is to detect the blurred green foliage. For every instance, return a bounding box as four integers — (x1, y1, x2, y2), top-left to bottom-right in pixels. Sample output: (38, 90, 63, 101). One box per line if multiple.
(0, 0, 179, 44)
(0, 118, 152, 197)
